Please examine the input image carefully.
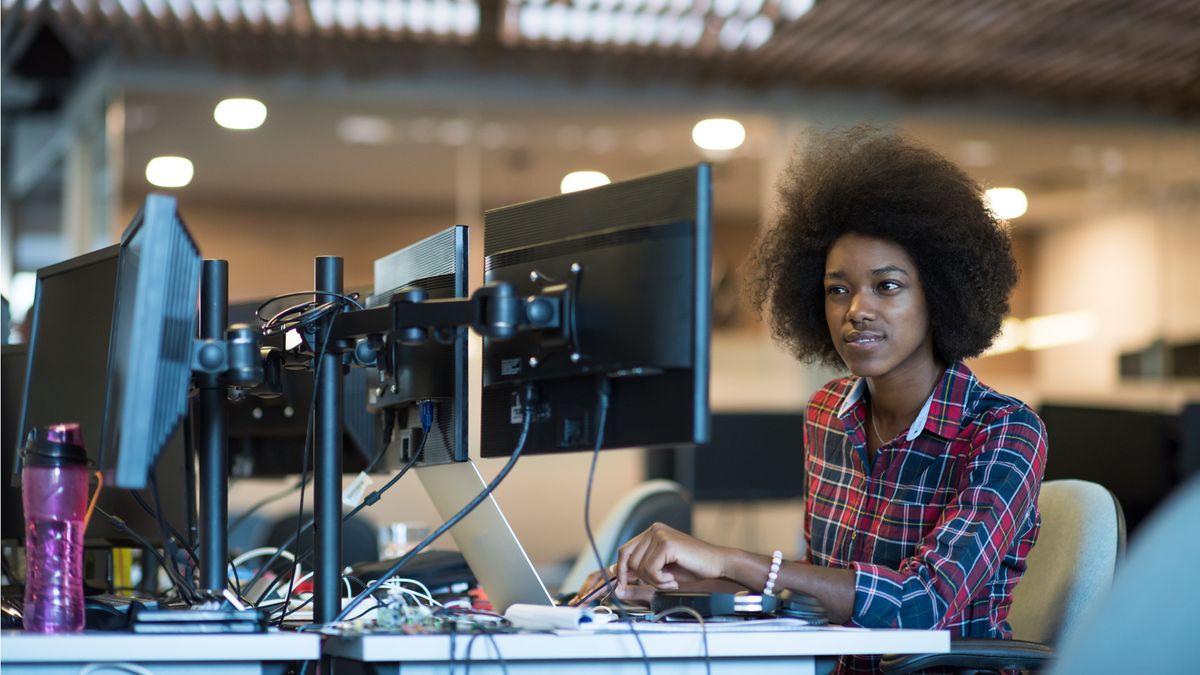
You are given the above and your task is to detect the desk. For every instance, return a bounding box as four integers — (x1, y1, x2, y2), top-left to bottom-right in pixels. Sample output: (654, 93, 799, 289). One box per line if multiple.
(0, 631, 321, 674)
(324, 627, 950, 674)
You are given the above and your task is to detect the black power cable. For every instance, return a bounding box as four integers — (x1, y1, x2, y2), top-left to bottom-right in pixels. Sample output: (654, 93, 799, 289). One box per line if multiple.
(253, 426, 430, 611)
(228, 475, 307, 535)
(94, 506, 197, 603)
(582, 376, 652, 675)
(329, 385, 538, 625)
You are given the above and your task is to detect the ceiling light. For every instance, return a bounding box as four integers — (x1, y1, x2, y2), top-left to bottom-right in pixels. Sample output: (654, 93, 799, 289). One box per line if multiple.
(338, 116, 393, 145)
(692, 118, 746, 151)
(718, 16, 746, 50)
(561, 171, 611, 194)
(145, 156, 194, 188)
(744, 15, 774, 49)
(984, 187, 1028, 220)
(779, 0, 814, 21)
(213, 98, 267, 130)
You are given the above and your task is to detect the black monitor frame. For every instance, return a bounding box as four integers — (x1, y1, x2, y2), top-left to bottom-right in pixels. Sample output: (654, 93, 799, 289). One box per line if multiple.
(364, 225, 469, 467)
(12, 245, 193, 548)
(100, 194, 202, 490)
(478, 164, 712, 457)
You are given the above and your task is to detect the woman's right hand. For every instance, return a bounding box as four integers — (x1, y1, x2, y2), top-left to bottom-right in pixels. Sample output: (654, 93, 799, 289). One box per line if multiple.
(570, 565, 654, 606)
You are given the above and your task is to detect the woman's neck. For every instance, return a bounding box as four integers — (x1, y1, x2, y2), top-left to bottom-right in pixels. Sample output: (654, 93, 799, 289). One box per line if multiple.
(866, 360, 945, 430)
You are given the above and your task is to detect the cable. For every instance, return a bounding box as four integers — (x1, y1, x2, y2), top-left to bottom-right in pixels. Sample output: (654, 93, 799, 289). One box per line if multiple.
(256, 291, 364, 337)
(248, 425, 430, 607)
(182, 409, 198, 551)
(650, 607, 711, 675)
(228, 476, 307, 535)
(129, 490, 199, 569)
(94, 506, 195, 603)
(276, 320, 332, 626)
(330, 387, 537, 625)
(464, 630, 511, 675)
(149, 474, 199, 603)
(583, 376, 651, 675)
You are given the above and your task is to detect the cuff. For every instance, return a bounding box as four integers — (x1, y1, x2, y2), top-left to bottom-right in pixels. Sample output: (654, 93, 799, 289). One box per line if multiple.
(850, 561, 904, 628)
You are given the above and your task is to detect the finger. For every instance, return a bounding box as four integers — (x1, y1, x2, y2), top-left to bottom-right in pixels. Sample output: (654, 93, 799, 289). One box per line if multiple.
(619, 530, 657, 583)
(638, 538, 679, 588)
(616, 535, 642, 589)
(615, 582, 655, 604)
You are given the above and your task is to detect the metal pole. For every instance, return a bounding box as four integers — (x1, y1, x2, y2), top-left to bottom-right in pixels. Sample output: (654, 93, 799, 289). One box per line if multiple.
(314, 256, 344, 624)
(196, 259, 229, 593)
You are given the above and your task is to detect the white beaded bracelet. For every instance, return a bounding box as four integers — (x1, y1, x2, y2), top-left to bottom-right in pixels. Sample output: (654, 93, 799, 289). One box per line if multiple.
(763, 550, 784, 597)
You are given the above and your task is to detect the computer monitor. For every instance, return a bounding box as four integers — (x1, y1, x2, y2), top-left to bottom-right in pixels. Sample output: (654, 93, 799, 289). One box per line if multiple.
(645, 411, 806, 502)
(2, 345, 29, 544)
(12, 245, 192, 547)
(1040, 403, 1177, 532)
(365, 225, 469, 466)
(479, 164, 711, 456)
(100, 194, 202, 490)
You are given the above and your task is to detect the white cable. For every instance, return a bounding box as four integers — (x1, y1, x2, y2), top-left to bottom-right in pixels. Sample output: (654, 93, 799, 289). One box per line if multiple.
(232, 547, 296, 568)
(79, 664, 157, 675)
(343, 575, 354, 598)
(389, 577, 434, 599)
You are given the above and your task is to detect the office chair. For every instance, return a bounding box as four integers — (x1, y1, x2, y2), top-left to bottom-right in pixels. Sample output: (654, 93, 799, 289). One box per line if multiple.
(559, 479, 692, 594)
(1050, 474, 1200, 674)
(881, 479, 1125, 673)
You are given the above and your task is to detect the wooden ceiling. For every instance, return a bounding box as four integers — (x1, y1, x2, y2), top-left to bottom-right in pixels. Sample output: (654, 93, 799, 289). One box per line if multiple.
(3, 0, 1199, 115)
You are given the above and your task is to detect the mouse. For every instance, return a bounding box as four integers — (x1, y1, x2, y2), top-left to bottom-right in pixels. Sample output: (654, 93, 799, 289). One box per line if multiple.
(84, 598, 132, 631)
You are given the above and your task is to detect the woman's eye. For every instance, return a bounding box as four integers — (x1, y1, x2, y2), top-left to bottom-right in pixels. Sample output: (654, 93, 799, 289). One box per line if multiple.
(826, 286, 847, 296)
(878, 280, 902, 292)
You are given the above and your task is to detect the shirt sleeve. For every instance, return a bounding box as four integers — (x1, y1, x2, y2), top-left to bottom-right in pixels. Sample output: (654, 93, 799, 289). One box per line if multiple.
(848, 406, 1047, 630)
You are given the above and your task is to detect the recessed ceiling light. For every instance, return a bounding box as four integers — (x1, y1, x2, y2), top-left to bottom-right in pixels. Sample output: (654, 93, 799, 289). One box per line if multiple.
(692, 118, 746, 151)
(984, 187, 1028, 220)
(213, 98, 267, 130)
(145, 156, 194, 188)
(561, 170, 611, 194)
(779, 0, 815, 21)
(337, 116, 393, 145)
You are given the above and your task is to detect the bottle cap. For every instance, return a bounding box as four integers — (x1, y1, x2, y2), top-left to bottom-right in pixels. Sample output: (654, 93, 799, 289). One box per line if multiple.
(22, 424, 89, 468)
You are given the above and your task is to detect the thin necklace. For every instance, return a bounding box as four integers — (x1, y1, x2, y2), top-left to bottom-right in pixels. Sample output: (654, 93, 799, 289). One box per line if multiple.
(870, 405, 889, 446)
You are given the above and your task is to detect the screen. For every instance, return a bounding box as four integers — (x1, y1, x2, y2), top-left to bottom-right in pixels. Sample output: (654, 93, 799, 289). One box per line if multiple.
(480, 164, 711, 457)
(15, 246, 192, 547)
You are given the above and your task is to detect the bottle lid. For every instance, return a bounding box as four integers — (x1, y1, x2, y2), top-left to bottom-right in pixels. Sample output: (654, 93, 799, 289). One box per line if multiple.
(22, 424, 88, 468)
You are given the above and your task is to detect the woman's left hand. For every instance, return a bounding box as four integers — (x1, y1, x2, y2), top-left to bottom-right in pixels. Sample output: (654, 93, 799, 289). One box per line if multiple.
(615, 522, 734, 593)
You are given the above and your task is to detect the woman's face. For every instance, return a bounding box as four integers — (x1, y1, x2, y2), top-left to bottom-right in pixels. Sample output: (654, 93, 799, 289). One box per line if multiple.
(823, 233, 937, 380)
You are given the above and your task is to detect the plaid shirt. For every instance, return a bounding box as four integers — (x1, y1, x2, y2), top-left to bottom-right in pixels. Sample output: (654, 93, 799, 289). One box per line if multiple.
(804, 362, 1047, 674)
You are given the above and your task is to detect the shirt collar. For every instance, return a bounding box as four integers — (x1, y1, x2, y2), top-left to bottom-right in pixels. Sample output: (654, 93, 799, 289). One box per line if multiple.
(835, 362, 974, 441)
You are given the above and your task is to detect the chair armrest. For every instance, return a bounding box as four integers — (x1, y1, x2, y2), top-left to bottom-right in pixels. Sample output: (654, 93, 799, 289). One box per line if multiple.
(880, 638, 1055, 674)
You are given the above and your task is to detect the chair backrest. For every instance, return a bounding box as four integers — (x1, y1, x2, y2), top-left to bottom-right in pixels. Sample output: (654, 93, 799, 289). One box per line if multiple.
(1050, 474, 1200, 674)
(1008, 479, 1125, 645)
(559, 479, 692, 594)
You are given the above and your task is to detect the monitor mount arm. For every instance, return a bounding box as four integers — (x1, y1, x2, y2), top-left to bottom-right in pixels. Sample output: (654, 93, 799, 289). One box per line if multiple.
(301, 257, 571, 624)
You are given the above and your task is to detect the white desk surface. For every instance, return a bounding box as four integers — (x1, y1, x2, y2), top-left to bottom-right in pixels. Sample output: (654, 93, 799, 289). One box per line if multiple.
(325, 626, 950, 662)
(0, 631, 322, 662)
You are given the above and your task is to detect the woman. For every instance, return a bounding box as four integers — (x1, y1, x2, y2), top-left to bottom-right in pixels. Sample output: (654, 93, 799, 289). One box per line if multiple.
(584, 127, 1048, 673)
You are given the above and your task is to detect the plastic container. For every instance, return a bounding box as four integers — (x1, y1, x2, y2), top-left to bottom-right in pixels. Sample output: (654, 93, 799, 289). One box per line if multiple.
(21, 423, 90, 633)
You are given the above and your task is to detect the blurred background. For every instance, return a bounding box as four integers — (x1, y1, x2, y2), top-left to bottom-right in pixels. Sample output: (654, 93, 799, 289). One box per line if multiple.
(3, 0, 1198, 586)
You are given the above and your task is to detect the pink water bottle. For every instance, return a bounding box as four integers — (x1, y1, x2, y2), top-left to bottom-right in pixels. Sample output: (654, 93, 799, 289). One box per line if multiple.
(21, 423, 90, 633)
